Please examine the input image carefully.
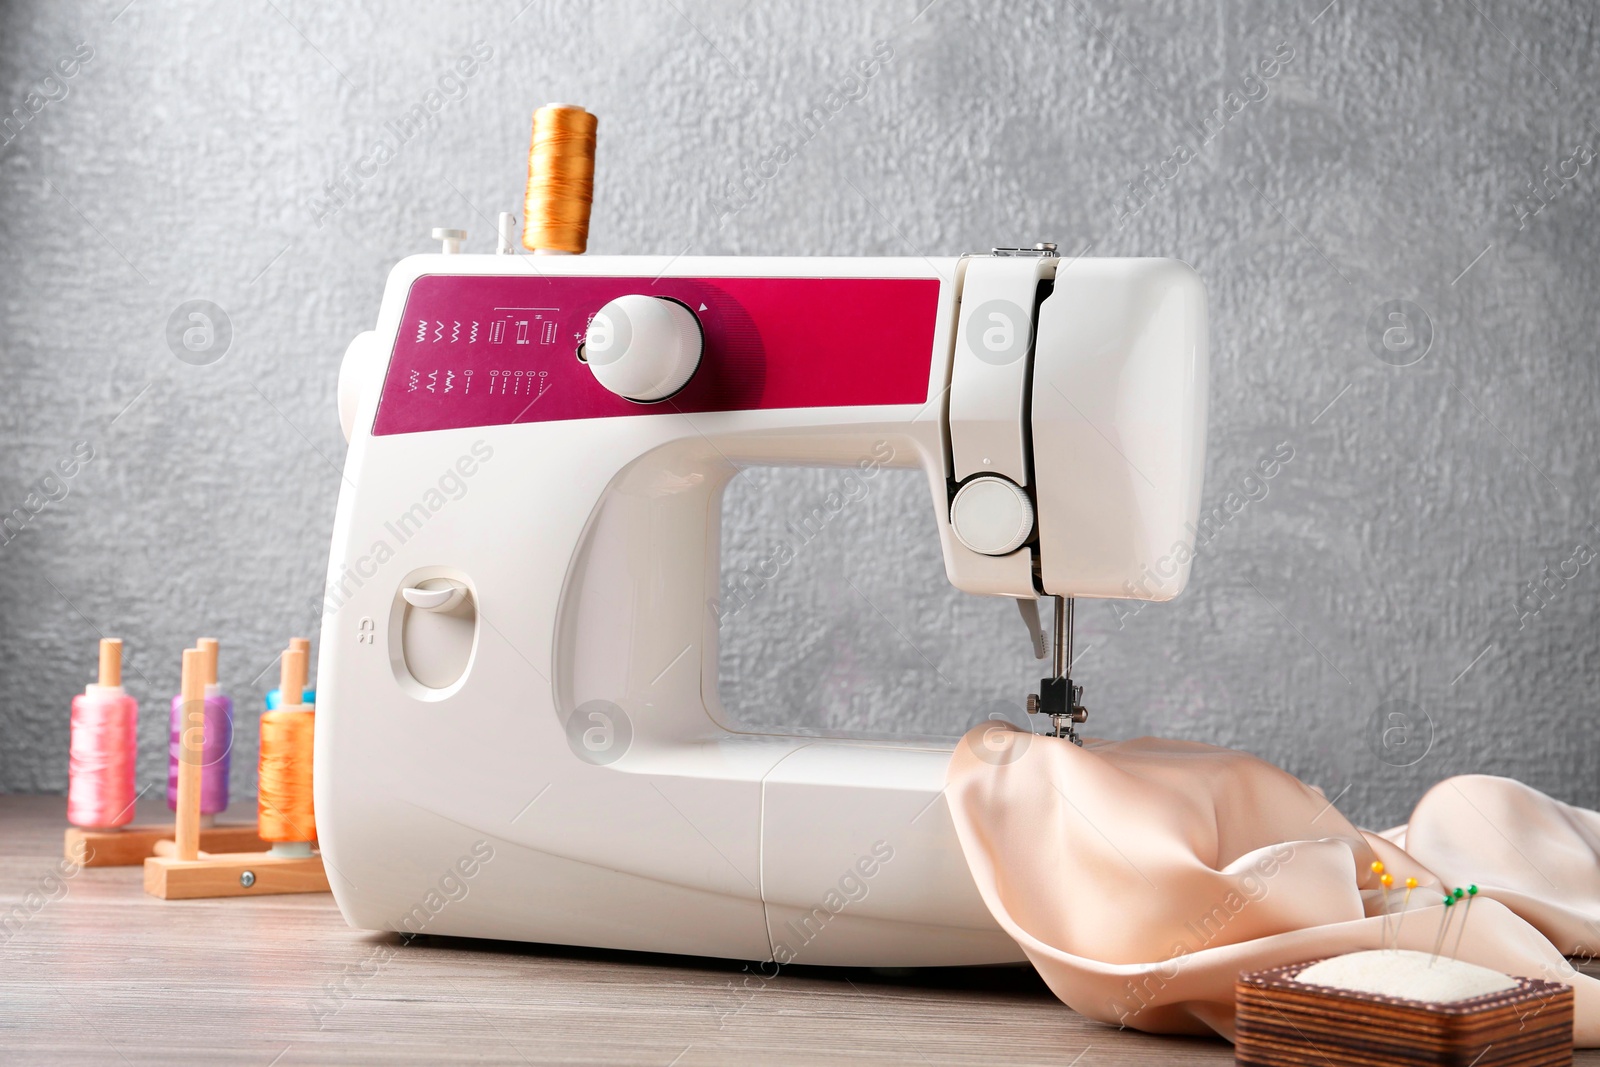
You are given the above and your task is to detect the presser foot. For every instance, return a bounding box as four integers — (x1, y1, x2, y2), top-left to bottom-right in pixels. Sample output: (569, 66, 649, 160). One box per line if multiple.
(1022, 596, 1087, 745)
(1026, 679, 1087, 746)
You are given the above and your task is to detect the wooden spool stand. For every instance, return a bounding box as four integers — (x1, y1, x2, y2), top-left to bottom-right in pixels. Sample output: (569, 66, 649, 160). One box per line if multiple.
(65, 638, 270, 867)
(66, 823, 269, 868)
(144, 645, 328, 899)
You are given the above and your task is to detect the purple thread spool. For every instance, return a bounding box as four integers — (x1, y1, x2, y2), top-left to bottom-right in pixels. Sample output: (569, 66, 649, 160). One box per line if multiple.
(167, 691, 233, 814)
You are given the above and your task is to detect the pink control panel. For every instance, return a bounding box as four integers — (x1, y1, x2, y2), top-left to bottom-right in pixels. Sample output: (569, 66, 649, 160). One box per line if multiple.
(371, 274, 943, 436)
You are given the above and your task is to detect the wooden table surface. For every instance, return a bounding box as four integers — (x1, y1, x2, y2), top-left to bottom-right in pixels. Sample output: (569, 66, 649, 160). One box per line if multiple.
(4, 795, 1596, 1066)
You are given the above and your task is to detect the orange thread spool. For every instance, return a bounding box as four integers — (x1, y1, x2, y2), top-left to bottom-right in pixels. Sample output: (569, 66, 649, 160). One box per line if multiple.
(258, 713, 315, 843)
(259, 646, 315, 844)
(523, 104, 597, 254)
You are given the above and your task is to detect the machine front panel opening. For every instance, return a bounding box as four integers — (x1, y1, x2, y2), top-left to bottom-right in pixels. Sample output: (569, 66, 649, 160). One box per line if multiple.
(714, 465, 1038, 744)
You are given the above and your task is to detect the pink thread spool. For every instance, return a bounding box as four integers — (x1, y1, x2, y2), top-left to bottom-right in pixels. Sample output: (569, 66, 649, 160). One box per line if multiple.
(167, 637, 231, 816)
(66, 638, 139, 830)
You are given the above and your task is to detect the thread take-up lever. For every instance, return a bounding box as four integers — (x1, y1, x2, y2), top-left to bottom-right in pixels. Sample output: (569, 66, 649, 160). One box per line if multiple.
(1026, 596, 1087, 744)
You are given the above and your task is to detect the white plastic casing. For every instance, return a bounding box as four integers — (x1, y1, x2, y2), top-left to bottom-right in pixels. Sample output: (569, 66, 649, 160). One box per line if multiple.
(1031, 258, 1208, 600)
(338, 331, 382, 443)
(318, 252, 1208, 970)
(948, 256, 1046, 484)
(936, 255, 1208, 603)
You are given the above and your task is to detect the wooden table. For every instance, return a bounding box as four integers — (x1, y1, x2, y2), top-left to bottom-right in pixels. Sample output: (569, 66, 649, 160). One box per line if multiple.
(3, 796, 1595, 1065)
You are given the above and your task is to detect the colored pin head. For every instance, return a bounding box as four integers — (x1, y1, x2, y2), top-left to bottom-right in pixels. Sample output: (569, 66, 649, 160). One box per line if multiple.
(1452, 887, 1465, 901)
(1467, 884, 1478, 896)
(1443, 894, 1455, 907)
(1372, 863, 1395, 951)
(1405, 877, 1418, 889)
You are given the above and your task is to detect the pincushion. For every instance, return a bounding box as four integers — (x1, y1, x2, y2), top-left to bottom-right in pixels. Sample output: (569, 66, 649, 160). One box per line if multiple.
(1236, 953, 1573, 1066)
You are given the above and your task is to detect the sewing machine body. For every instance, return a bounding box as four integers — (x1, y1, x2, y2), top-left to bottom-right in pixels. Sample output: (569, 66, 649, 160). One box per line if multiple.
(317, 251, 1207, 965)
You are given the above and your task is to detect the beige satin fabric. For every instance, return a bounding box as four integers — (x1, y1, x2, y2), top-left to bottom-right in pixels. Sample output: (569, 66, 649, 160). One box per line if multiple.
(946, 727, 1600, 1044)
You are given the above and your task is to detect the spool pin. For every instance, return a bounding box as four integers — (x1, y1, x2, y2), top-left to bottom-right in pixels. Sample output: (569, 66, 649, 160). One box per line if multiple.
(266, 637, 315, 710)
(168, 637, 232, 825)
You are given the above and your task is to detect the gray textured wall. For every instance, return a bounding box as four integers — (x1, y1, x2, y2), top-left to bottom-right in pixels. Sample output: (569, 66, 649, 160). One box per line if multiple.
(2, 0, 1596, 828)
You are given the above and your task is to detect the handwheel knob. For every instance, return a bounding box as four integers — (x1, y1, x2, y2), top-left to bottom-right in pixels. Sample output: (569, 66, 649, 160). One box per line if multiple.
(950, 476, 1035, 556)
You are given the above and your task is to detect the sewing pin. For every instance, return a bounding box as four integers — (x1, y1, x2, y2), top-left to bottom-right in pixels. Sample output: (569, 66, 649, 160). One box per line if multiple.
(1370, 862, 1390, 948)
(1390, 876, 1418, 952)
(1379, 873, 1393, 948)
(1430, 888, 1462, 966)
(1448, 884, 1479, 958)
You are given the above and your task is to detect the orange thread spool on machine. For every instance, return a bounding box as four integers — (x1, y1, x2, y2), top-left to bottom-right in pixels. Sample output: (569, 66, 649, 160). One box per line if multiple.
(523, 103, 597, 255)
(409, 104, 596, 282)
(144, 640, 329, 899)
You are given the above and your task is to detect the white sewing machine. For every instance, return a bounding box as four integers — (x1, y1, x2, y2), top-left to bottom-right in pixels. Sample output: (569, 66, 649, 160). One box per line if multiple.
(318, 237, 1207, 966)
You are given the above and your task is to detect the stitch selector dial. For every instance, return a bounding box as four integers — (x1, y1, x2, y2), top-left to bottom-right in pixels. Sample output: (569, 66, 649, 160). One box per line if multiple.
(583, 295, 703, 402)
